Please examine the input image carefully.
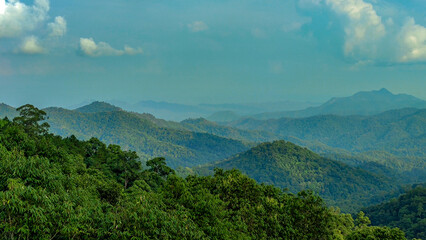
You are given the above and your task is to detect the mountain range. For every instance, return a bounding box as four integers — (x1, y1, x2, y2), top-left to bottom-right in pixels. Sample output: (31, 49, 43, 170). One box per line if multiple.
(108, 99, 319, 121)
(43, 103, 252, 168)
(249, 88, 426, 120)
(228, 108, 426, 182)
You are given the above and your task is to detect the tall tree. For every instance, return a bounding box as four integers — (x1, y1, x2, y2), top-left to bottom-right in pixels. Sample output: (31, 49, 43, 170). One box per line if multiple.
(13, 104, 50, 135)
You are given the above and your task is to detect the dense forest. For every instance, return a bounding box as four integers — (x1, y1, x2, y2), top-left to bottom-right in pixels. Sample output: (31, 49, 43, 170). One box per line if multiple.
(0, 105, 411, 239)
(363, 185, 426, 240)
(194, 141, 399, 212)
(229, 108, 426, 181)
(2, 101, 424, 186)
(44, 104, 250, 168)
(0, 102, 252, 168)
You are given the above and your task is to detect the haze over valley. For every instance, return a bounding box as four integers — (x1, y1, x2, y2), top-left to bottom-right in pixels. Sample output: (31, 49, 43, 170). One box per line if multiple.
(1, 0, 425, 239)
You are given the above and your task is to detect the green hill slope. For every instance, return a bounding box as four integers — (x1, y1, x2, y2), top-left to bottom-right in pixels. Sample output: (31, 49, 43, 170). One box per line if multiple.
(363, 184, 426, 240)
(75, 101, 123, 113)
(180, 118, 277, 143)
(230, 108, 426, 180)
(196, 140, 398, 212)
(0, 109, 409, 239)
(44, 107, 249, 168)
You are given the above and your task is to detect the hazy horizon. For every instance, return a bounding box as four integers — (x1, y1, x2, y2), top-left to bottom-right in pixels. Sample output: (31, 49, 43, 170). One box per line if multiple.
(1, 0, 425, 108)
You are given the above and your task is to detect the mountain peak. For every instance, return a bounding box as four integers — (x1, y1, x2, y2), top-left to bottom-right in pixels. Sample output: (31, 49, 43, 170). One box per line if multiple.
(75, 101, 122, 113)
(377, 88, 391, 94)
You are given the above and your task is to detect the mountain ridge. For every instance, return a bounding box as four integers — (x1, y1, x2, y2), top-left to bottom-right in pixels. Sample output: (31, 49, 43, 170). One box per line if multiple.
(250, 88, 426, 120)
(195, 140, 397, 212)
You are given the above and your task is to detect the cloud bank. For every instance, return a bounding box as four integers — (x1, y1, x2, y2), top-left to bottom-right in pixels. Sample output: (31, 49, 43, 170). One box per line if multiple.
(325, 0, 386, 59)
(398, 18, 426, 62)
(79, 38, 143, 57)
(303, 0, 426, 63)
(0, 0, 67, 54)
(0, 0, 49, 38)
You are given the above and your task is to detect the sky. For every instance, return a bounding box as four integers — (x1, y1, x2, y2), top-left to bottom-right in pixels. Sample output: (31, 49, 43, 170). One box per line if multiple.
(0, 0, 425, 108)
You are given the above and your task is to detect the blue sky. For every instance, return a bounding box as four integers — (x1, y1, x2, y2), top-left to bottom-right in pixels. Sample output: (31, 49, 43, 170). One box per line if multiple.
(0, 0, 425, 107)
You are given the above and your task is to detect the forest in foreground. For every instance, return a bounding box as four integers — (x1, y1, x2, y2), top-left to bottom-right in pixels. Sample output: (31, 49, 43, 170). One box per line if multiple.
(0, 105, 417, 239)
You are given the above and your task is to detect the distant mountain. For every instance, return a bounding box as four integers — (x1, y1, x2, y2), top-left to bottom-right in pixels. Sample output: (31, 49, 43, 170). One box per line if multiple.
(0, 103, 18, 119)
(363, 184, 426, 240)
(252, 89, 426, 119)
(180, 118, 277, 143)
(231, 108, 426, 156)
(206, 111, 241, 122)
(196, 140, 396, 212)
(109, 100, 320, 121)
(111, 100, 209, 121)
(44, 105, 249, 168)
(229, 108, 426, 181)
(75, 101, 123, 113)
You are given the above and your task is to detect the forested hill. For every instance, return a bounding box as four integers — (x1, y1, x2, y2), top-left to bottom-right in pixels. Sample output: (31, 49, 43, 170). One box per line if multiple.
(43, 107, 249, 168)
(251, 88, 426, 120)
(363, 184, 426, 240)
(1, 102, 270, 167)
(229, 108, 426, 180)
(180, 118, 278, 143)
(196, 140, 398, 212)
(0, 105, 409, 239)
(75, 101, 123, 113)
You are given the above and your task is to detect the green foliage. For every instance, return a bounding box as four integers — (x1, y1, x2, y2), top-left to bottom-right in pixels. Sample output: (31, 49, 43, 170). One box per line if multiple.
(0, 106, 411, 239)
(363, 185, 426, 240)
(13, 104, 50, 135)
(346, 212, 406, 240)
(44, 107, 249, 168)
(230, 108, 426, 182)
(195, 140, 398, 212)
(180, 117, 277, 143)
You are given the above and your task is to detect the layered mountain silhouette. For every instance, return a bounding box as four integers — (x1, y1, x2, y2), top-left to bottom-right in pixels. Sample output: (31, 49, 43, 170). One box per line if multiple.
(0, 102, 250, 168)
(251, 88, 426, 119)
(75, 101, 123, 113)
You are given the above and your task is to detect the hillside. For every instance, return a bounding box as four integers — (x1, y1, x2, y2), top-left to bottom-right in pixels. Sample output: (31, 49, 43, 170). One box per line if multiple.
(44, 107, 249, 168)
(180, 118, 277, 143)
(206, 111, 241, 122)
(196, 140, 398, 212)
(229, 108, 426, 181)
(0, 108, 409, 239)
(0, 103, 18, 119)
(75, 101, 123, 113)
(363, 184, 426, 240)
(252, 89, 426, 120)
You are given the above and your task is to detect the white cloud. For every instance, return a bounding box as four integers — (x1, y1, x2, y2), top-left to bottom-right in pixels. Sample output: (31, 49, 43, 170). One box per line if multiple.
(398, 18, 426, 62)
(188, 21, 209, 32)
(18, 36, 45, 54)
(321, 0, 426, 63)
(79, 38, 143, 57)
(325, 0, 386, 59)
(0, 0, 50, 38)
(48, 16, 66, 37)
